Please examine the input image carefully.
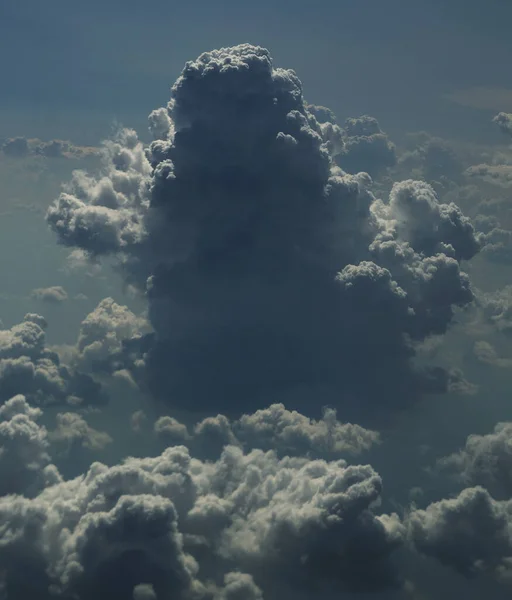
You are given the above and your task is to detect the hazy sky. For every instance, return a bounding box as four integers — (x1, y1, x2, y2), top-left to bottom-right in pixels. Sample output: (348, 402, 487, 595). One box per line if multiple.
(2, 0, 512, 141)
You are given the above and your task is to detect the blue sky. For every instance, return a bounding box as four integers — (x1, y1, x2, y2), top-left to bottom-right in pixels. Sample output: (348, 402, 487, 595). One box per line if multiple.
(2, 0, 512, 143)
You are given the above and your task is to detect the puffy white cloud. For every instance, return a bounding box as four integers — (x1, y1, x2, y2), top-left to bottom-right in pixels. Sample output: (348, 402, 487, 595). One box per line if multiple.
(0, 443, 405, 598)
(154, 403, 379, 460)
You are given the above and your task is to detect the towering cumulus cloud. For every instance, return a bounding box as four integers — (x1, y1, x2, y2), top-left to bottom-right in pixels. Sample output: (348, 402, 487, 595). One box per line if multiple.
(47, 44, 480, 421)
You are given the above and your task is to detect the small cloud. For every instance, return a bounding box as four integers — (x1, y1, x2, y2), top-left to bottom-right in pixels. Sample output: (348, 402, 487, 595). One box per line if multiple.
(493, 112, 512, 136)
(131, 409, 148, 433)
(133, 584, 157, 600)
(473, 340, 512, 369)
(1, 136, 100, 160)
(30, 286, 68, 304)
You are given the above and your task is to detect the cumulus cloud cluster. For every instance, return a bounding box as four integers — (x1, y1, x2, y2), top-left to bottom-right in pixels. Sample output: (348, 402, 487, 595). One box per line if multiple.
(5, 389, 510, 599)
(438, 421, 512, 499)
(0, 442, 407, 599)
(0, 313, 105, 407)
(73, 297, 148, 375)
(404, 413, 512, 586)
(408, 486, 512, 582)
(398, 133, 464, 187)
(154, 402, 379, 459)
(46, 44, 481, 422)
(4, 382, 512, 600)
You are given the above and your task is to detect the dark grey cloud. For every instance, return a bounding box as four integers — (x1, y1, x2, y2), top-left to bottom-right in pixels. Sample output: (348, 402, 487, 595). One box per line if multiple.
(438, 421, 512, 499)
(154, 415, 191, 445)
(305, 104, 337, 125)
(408, 486, 512, 581)
(338, 115, 397, 177)
(480, 227, 512, 264)
(473, 214, 500, 235)
(46, 44, 480, 424)
(419, 139, 464, 183)
(2, 137, 29, 158)
(398, 133, 464, 185)
(30, 286, 68, 304)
